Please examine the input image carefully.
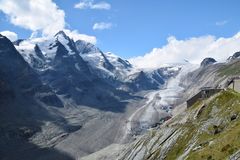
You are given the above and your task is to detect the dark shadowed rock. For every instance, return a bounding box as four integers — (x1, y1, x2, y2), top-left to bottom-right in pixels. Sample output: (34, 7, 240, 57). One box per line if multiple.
(117, 58, 132, 68)
(38, 94, 64, 108)
(0, 35, 75, 160)
(230, 113, 237, 121)
(200, 57, 217, 67)
(227, 51, 240, 61)
(34, 44, 45, 60)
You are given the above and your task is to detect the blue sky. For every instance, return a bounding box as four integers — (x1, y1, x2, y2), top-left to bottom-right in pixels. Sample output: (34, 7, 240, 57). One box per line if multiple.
(0, 0, 240, 60)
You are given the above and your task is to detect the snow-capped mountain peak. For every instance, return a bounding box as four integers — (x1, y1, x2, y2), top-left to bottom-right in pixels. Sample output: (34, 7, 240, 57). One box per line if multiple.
(75, 39, 101, 54)
(54, 31, 77, 56)
(12, 31, 181, 93)
(54, 30, 69, 40)
(14, 31, 80, 67)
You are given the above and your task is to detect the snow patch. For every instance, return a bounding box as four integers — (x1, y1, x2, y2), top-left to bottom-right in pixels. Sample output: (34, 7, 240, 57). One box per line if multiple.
(56, 33, 75, 55)
(75, 63, 80, 71)
(125, 63, 198, 135)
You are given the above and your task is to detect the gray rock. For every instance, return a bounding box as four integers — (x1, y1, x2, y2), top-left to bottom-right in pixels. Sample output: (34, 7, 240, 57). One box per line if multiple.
(200, 57, 217, 67)
(227, 51, 240, 61)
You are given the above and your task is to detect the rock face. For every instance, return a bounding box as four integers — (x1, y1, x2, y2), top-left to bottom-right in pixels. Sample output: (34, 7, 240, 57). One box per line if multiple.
(0, 34, 61, 108)
(0, 32, 180, 159)
(0, 34, 73, 160)
(227, 51, 240, 61)
(200, 57, 217, 67)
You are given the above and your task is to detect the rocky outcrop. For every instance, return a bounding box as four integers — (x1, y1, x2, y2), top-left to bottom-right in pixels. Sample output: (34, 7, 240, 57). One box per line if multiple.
(200, 57, 217, 67)
(227, 51, 240, 61)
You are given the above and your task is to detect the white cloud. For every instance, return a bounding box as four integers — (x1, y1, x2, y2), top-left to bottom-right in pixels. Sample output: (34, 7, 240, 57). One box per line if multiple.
(0, 30, 18, 41)
(0, 0, 65, 36)
(129, 32, 240, 69)
(74, 0, 111, 10)
(93, 22, 112, 30)
(216, 20, 228, 26)
(0, 0, 97, 43)
(64, 29, 96, 44)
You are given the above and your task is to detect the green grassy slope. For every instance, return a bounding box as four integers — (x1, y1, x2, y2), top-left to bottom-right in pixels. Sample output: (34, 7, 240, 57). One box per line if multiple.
(218, 60, 240, 76)
(118, 91, 240, 160)
(166, 90, 240, 160)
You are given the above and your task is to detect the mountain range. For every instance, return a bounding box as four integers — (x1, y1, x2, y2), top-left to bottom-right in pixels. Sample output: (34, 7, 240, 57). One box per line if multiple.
(0, 31, 239, 160)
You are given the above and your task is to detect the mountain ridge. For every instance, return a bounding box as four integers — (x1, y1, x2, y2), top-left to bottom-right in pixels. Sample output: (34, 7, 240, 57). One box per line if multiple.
(0, 32, 180, 159)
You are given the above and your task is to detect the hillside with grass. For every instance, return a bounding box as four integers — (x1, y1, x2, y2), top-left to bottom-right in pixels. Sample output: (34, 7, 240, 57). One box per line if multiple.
(118, 90, 240, 160)
(218, 60, 240, 76)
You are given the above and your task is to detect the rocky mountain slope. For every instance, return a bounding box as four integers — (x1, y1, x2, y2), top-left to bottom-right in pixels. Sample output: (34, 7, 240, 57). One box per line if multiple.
(0, 32, 74, 160)
(80, 54, 240, 160)
(0, 32, 180, 160)
(0, 31, 239, 160)
(117, 89, 240, 160)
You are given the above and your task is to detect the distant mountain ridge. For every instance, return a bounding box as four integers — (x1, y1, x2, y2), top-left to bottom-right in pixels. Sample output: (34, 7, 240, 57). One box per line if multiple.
(14, 31, 179, 93)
